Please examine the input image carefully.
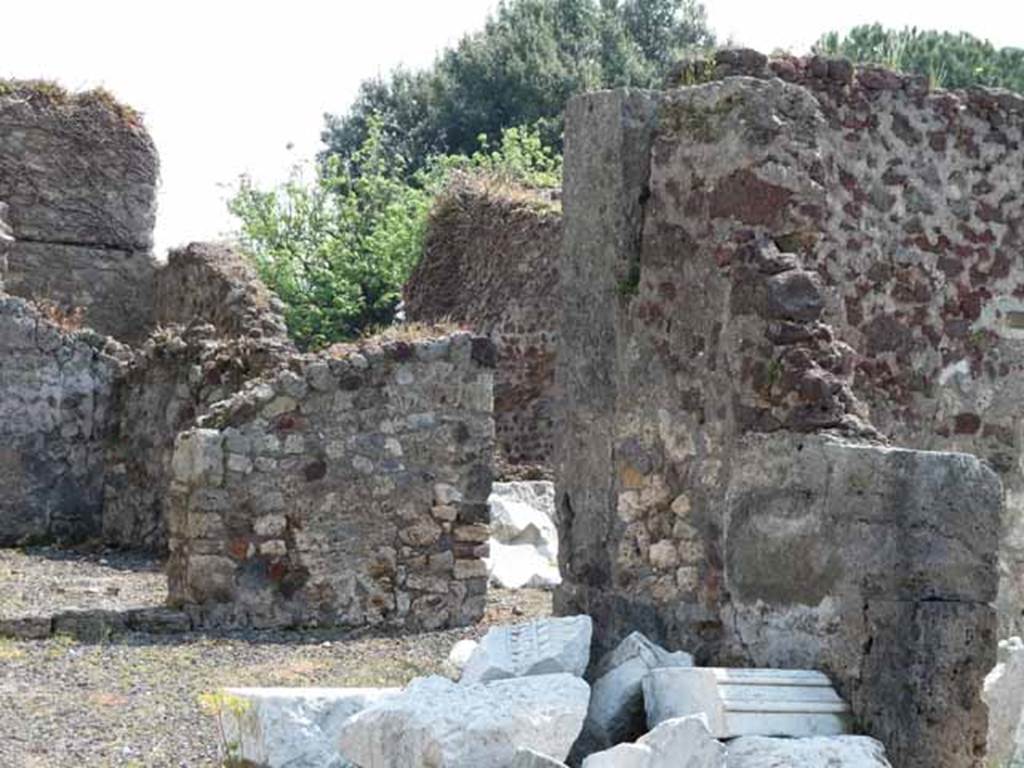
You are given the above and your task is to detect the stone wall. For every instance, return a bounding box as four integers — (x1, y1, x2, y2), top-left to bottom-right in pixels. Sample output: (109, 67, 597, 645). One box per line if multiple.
(154, 242, 291, 342)
(0, 294, 124, 545)
(166, 331, 496, 630)
(667, 49, 1024, 638)
(405, 177, 560, 477)
(555, 66, 1010, 768)
(103, 325, 293, 549)
(0, 82, 159, 342)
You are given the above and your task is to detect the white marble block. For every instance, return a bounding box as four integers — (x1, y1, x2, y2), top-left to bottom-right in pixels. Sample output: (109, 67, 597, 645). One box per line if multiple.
(338, 674, 590, 767)
(643, 668, 851, 738)
(512, 747, 570, 767)
(460, 615, 592, 684)
(582, 715, 726, 768)
(726, 735, 893, 767)
(221, 686, 398, 768)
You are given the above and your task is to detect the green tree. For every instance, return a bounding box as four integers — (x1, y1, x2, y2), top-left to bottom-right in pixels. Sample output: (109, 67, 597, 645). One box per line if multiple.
(321, 0, 713, 176)
(230, 120, 560, 348)
(815, 24, 1024, 92)
(230, 116, 431, 349)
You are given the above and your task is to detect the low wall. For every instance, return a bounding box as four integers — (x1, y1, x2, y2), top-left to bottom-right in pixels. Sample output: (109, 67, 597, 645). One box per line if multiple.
(0, 294, 123, 545)
(103, 325, 293, 549)
(166, 331, 495, 630)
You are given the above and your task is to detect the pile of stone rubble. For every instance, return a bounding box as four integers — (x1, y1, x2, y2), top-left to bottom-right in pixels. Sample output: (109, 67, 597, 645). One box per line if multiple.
(220, 615, 896, 767)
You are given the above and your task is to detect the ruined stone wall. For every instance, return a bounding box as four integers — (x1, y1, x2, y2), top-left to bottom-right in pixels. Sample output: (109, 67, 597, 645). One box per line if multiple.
(103, 325, 293, 550)
(405, 177, 560, 477)
(0, 83, 159, 343)
(166, 331, 495, 630)
(555, 67, 1009, 768)
(668, 50, 1024, 638)
(0, 294, 124, 545)
(154, 242, 291, 342)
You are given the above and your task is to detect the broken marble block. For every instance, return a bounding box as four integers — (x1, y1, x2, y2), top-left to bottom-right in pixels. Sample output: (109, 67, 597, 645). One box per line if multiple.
(983, 636, 1024, 768)
(460, 615, 593, 685)
(512, 747, 570, 767)
(725, 735, 892, 767)
(337, 674, 590, 768)
(582, 715, 726, 768)
(644, 668, 851, 738)
(448, 638, 479, 673)
(573, 631, 694, 757)
(222, 686, 398, 768)
(489, 481, 557, 553)
(487, 540, 562, 590)
(486, 481, 561, 589)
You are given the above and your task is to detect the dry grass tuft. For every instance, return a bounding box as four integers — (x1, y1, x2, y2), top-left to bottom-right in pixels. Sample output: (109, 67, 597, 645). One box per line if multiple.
(0, 79, 143, 127)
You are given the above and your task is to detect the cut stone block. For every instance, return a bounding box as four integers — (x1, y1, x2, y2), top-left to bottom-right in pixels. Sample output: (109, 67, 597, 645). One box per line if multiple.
(644, 668, 851, 738)
(222, 686, 398, 768)
(582, 715, 726, 768)
(460, 615, 592, 685)
(572, 631, 694, 758)
(512, 747, 570, 767)
(726, 735, 892, 767)
(983, 636, 1024, 768)
(489, 481, 558, 554)
(487, 481, 561, 589)
(337, 674, 590, 767)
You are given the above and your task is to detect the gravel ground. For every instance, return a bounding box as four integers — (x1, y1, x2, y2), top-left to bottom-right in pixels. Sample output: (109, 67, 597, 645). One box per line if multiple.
(0, 547, 552, 767)
(0, 548, 166, 620)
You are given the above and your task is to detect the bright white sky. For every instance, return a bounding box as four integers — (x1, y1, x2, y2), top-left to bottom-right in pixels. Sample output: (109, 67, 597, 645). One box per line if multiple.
(3, 1, 1023, 255)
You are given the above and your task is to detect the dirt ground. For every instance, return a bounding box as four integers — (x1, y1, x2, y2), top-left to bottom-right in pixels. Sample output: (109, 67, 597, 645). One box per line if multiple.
(0, 547, 552, 767)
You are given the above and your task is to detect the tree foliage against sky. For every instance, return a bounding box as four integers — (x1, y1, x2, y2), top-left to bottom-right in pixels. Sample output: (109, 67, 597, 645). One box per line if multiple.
(321, 0, 714, 176)
(815, 24, 1024, 92)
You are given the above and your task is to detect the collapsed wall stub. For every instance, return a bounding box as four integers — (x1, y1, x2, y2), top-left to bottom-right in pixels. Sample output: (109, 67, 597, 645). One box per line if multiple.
(103, 324, 293, 550)
(0, 83, 159, 343)
(405, 177, 560, 478)
(166, 332, 496, 630)
(0, 295, 125, 545)
(154, 242, 291, 342)
(555, 60, 1011, 768)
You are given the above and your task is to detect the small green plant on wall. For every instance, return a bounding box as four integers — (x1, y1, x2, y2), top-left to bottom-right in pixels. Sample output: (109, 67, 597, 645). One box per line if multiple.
(198, 689, 253, 767)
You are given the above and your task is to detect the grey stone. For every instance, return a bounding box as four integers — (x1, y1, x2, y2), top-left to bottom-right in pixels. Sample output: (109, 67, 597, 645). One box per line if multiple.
(983, 636, 1024, 768)
(460, 615, 593, 685)
(582, 715, 726, 768)
(512, 747, 569, 768)
(166, 335, 495, 631)
(222, 686, 398, 768)
(573, 631, 694, 758)
(338, 674, 590, 767)
(725, 736, 892, 767)
(643, 667, 850, 738)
